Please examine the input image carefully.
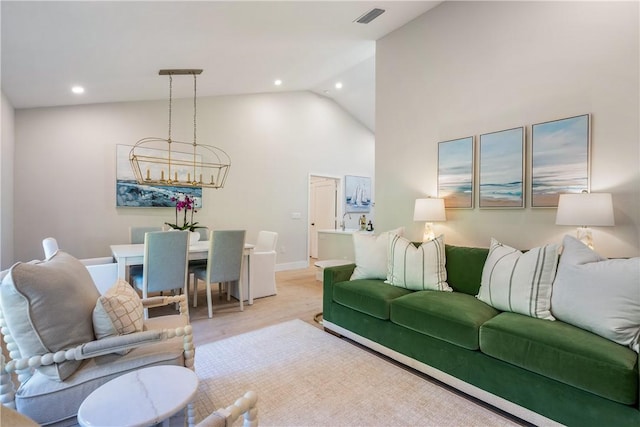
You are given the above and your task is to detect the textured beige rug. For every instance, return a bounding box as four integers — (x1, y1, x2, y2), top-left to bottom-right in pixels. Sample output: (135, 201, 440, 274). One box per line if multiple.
(193, 319, 521, 426)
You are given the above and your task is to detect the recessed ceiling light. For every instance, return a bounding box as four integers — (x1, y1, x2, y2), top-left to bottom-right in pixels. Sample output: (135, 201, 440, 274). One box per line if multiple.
(274, 79, 282, 86)
(71, 86, 85, 94)
(335, 82, 343, 90)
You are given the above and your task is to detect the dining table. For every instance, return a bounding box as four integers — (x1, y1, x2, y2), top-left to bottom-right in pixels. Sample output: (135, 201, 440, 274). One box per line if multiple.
(110, 241, 256, 305)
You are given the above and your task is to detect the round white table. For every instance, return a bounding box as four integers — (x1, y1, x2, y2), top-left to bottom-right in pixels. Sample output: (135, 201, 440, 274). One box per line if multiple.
(77, 365, 198, 427)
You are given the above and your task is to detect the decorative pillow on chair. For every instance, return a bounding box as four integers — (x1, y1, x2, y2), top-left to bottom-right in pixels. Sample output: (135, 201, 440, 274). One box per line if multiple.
(551, 235, 640, 353)
(385, 234, 451, 291)
(93, 279, 144, 340)
(477, 238, 559, 320)
(350, 227, 404, 280)
(0, 251, 101, 380)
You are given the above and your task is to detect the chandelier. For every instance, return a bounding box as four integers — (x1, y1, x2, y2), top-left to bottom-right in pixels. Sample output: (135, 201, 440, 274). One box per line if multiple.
(129, 69, 230, 189)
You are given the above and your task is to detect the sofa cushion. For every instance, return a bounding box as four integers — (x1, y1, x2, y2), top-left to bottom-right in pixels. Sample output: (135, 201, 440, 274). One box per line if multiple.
(385, 234, 451, 291)
(350, 228, 404, 280)
(391, 291, 499, 350)
(552, 235, 640, 353)
(480, 312, 639, 405)
(477, 238, 559, 320)
(333, 279, 412, 320)
(0, 251, 101, 381)
(444, 244, 488, 295)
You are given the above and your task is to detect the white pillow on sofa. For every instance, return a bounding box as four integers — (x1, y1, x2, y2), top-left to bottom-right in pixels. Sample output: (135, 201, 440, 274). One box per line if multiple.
(350, 227, 404, 280)
(385, 234, 451, 291)
(477, 238, 559, 320)
(551, 235, 640, 353)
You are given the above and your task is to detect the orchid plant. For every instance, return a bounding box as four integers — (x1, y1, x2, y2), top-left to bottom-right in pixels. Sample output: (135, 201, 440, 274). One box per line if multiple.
(165, 194, 203, 232)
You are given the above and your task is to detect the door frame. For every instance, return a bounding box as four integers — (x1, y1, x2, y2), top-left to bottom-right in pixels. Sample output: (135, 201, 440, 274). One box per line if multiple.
(308, 173, 342, 262)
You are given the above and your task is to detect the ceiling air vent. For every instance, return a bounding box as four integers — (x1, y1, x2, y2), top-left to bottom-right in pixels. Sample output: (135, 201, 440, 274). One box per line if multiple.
(354, 8, 385, 24)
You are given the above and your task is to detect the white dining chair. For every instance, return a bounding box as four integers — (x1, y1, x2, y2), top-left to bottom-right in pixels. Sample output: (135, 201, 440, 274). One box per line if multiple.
(42, 237, 60, 259)
(233, 231, 278, 300)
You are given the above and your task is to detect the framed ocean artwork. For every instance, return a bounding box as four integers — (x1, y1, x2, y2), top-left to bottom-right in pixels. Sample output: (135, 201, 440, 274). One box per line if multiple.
(116, 144, 202, 208)
(438, 136, 474, 209)
(531, 114, 590, 207)
(479, 127, 525, 208)
(345, 175, 371, 213)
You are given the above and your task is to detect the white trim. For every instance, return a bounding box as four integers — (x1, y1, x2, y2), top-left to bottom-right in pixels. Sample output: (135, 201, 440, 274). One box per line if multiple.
(322, 320, 561, 427)
(275, 261, 309, 272)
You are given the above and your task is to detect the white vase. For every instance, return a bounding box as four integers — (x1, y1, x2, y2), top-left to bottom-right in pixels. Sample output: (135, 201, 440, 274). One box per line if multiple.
(189, 231, 200, 245)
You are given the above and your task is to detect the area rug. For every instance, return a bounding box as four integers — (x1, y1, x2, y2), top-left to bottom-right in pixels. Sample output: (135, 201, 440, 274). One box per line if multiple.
(193, 319, 520, 426)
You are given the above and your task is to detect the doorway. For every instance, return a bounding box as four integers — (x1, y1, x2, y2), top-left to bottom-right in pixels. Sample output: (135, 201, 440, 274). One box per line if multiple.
(309, 175, 339, 259)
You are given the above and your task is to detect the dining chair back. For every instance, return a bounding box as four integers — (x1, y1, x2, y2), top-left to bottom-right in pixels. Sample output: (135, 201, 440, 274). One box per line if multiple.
(192, 230, 246, 318)
(255, 230, 278, 252)
(42, 237, 60, 259)
(129, 226, 163, 244)
(131, 231, 190, 317)
(195, 227, 210, 241)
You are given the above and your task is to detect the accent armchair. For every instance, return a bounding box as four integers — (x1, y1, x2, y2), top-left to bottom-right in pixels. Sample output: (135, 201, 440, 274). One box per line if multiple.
(0, 251, 195, 426)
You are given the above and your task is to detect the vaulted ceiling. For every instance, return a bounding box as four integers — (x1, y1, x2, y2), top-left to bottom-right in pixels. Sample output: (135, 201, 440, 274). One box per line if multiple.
(1, 1, 442, 131)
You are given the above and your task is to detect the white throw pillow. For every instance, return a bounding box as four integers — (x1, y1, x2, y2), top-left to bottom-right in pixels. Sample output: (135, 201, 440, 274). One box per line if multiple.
(477, 238, 559, 320)
(93, 279, 144, 340)
(385, 234, 451, 291)
(551, 235, 640, 353)
(350, 227, 404, 280)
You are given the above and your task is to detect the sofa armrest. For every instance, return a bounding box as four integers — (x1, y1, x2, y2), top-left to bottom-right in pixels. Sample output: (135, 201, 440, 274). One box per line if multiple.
(322, 264, 355, 324)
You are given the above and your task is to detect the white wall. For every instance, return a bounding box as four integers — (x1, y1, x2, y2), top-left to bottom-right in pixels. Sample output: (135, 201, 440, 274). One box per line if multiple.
(13, 91, 374, 265)
(1, 92, 15, 269)
(376, 1, 639, 257)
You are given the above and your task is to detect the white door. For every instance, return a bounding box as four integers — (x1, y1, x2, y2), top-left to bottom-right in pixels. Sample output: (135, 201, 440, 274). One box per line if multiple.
(309, 177, 338, 258)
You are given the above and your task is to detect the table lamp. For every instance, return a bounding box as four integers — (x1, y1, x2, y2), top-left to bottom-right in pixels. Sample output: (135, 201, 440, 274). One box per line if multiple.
(555, 192, 614, 249)
(413, 198, 446, 242)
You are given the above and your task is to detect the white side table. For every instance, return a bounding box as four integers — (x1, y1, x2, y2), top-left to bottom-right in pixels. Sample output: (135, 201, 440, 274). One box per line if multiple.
(78, 365, 198, 427)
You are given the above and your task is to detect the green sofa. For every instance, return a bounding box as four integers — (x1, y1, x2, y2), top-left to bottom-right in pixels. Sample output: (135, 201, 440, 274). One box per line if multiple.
(322, 244, 639, 427)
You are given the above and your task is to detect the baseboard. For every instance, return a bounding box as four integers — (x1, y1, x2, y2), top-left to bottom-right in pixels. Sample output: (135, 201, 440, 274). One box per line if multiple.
(275, 260, 309, 271)
(322, 320, 561, 427)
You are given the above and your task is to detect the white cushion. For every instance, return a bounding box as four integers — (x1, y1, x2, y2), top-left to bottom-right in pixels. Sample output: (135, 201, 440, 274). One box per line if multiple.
(93, 279, 144, 340)
(552, 235, 640, 352)
(350, 227, 404, 280)
(477, 238, 559, 320)
(385, 234, 451, 291)
(0, 251, 101, 380)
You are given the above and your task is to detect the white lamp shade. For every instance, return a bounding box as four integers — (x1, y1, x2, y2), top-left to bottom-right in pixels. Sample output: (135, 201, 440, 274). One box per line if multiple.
(413, 198, 446, 222)
(555, 193, 615, 226)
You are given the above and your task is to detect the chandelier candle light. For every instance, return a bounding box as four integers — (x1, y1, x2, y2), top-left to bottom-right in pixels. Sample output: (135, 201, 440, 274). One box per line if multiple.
(413, 198, 446, 242)
(129, 69, 231, 189)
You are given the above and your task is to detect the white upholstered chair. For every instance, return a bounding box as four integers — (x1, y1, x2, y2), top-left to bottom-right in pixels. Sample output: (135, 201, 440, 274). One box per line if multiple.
(233, 231, 278, 301)
(0, 250, 195, 426)
(42, 237, 59, 259)
(129, 226, 163, 244)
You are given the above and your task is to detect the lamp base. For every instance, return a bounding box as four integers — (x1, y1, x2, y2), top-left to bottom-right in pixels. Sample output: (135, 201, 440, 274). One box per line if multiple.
(422, 223, 435, 243)
(576, 227, 594, 250)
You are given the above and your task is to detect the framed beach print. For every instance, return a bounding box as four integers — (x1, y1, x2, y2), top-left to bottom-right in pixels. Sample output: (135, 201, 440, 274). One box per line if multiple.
(479, 127, 525, 208)
(116, 144, 202, 208)
(345, 175, 371, 213)
(438, 136, 474, 209)
(531, 114, 590, 207)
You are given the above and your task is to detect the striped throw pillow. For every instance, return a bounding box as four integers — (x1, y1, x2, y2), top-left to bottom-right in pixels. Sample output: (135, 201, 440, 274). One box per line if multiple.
(385, 234, 451, 291)
(477, 238, 559, 320)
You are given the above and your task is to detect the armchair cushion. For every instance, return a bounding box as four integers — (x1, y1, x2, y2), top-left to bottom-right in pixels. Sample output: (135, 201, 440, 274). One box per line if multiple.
(93, 279, 144, 341)
(0, 251, 100, 381)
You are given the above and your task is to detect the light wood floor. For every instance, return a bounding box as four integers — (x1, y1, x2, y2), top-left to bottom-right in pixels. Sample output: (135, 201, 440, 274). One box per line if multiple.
(152, 262, 324, 347)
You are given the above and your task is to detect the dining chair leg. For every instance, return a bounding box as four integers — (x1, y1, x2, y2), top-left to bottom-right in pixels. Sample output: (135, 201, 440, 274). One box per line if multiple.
(206, 281, 213, 319)
(192, 276, 198, 308)
(238, 279, 244, 312)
